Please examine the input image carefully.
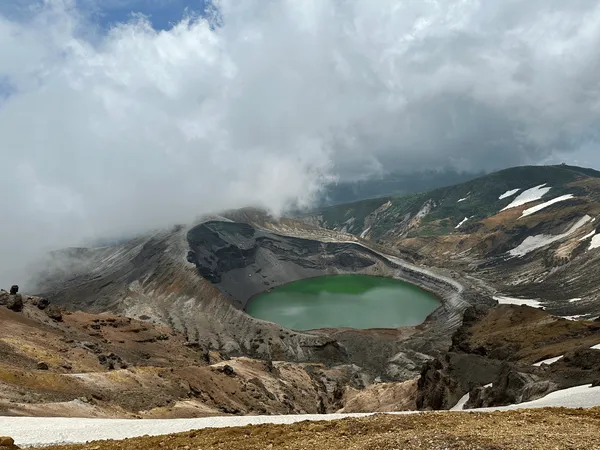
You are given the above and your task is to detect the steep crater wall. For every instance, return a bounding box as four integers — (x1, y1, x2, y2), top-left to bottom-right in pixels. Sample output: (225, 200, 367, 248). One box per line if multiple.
(186, 221, 379, 307)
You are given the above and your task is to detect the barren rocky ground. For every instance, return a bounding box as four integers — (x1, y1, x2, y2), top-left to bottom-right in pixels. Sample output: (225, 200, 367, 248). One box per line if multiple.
(30, 407, 600, 450)
(0, 294, 417, 418)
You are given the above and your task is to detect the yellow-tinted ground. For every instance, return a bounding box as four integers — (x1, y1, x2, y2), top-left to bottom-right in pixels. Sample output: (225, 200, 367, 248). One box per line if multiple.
(38, 407, 600, 450)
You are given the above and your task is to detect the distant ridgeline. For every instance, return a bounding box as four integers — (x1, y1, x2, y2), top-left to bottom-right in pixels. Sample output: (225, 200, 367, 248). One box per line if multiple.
(307, 164, 600, 242)
(318, 169, 483, 206)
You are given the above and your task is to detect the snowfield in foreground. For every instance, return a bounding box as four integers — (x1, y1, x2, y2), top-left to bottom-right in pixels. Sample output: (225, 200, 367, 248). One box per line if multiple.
(5, 384, 600, 448)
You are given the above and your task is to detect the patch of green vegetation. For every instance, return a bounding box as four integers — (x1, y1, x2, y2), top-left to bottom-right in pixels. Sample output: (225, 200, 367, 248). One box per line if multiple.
(316, 196, 392, 231)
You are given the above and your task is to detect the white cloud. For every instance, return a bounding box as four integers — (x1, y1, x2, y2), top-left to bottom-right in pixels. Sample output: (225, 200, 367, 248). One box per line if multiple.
(2, 0, 600, 287)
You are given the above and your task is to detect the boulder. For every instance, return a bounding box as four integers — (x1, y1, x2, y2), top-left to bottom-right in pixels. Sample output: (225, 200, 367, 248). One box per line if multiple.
(465, 363, 554, 408)
(98, 353, 124, 370)
(219, 364, 236, 376)
(6, 294, 23, 312)
(0, 290, 8, 306)
(36, 297, 50, 310)
(9, 285, 18, 295)
(386, 350, 433, 380)
(0, 436, 19, 449)
(37, 361, 49, 370)
(45, 305, 63, 321)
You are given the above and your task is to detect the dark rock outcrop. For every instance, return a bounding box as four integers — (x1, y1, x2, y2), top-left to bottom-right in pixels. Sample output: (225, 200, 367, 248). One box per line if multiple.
(416, 358, 460, 410)
(416, 352, 505, 410)
(6, 294, 23, 312)
(450, 305, 490, 354)
(98, 353, 124, 370)
(547, 348, 600, 387)
(466, 364, 553, 408)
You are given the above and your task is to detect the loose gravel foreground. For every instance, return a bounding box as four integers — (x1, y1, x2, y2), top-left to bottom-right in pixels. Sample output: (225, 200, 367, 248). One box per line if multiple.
(34, 407, 600, 450)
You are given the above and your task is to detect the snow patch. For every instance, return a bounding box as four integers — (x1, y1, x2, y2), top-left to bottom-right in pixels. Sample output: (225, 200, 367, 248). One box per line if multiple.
(562, 315, 587, 321)
(501, 184, 551, 211)
(499, 188, 520, 200)
(520, 194, 575, 218)
(451, 393, 470, 411)
(359, 227, 371, 239)
(579, 230, 596, 241)
(508, 215, 591, 257)
(591, 344, 600, 350)
(457, 197, 468, 203)
(455, 217, 469, 229)
(589, 234, 600, 250)
(568, 298, 583, 303)
(533, 355, 563, 366)
(493, 295, 543, 309)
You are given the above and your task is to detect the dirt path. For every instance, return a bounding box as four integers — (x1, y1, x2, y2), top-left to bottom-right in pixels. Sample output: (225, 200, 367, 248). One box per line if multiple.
(35, 407, 600, 450)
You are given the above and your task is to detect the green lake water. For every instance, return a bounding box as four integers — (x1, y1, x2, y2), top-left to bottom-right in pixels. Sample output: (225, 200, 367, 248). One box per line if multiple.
(245, 274, 441, 330)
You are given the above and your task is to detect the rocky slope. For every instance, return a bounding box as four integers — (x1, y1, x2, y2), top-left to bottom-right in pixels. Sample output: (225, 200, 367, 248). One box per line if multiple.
(0, 292, 421, 418)
(416, 303, 600, 410)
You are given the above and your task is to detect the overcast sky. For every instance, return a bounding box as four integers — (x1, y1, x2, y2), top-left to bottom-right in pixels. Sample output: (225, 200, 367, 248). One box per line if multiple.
(2, 0, 600, 287)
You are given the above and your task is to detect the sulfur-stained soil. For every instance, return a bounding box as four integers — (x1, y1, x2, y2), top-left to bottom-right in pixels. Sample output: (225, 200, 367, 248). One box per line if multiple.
(36, 407, 600, 450)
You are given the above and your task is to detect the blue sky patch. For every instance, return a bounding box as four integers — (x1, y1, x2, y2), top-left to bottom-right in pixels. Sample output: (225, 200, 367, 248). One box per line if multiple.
(85, 0, 210, 31)
(0, 0, 210, 31)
